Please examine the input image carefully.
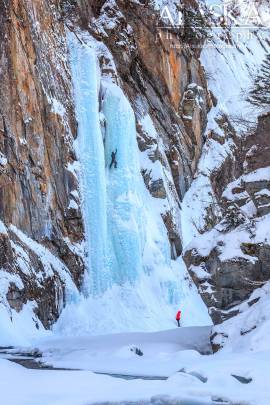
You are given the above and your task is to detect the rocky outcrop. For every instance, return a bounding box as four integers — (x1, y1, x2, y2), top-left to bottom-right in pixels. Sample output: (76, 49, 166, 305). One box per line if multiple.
(181, 83, 208, 166)
(0, 220, 77, 329)
(244, 113, 270, 173)
(184, 228, 270, 325)
(183, 114, 270, 328)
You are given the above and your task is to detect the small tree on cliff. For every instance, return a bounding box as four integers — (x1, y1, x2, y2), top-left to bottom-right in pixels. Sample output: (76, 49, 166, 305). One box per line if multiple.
(248, 53, 270, 108)
(182, 7, 210, 42)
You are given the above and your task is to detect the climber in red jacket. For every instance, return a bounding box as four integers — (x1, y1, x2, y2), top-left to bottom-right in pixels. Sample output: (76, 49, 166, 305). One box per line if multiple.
(176, 310, 181, 327)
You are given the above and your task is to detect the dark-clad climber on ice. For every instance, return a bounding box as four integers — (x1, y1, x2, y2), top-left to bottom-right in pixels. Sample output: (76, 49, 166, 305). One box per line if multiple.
(110, 149, 118, 169)
(176, 310, 181, 327)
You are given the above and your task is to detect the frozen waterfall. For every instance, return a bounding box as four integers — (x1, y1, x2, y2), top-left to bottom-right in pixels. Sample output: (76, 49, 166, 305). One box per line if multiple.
(54, 32, 210, 334)
(69, 34, 146, 294)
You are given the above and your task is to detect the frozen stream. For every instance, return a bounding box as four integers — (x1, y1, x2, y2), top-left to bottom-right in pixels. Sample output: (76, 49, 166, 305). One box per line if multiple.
(0, 327, 212, 376)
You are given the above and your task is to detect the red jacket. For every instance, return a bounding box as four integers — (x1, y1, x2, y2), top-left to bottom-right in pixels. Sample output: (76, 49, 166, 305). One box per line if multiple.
(176, 310, 181, 321)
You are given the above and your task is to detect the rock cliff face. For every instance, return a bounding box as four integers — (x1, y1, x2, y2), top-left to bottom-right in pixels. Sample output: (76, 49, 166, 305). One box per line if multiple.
(180, 0, 270, 349)
(182, 9, 270, 348)
(0, 0, 210, 330)
(0, 0, 84, 328)
(184, 113, 270, 326)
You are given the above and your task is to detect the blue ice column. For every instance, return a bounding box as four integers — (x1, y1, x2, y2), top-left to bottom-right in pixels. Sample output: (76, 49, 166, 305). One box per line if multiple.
(69, 35, 111, 296)
(70, 34, 147, 295)
(102, 83, 146, 285)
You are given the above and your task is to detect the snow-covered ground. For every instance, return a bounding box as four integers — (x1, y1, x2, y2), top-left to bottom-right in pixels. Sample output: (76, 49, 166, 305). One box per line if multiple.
(0, 357, 214, 405)
(1, 326, 270, 405)
(35, 327, 212, 375)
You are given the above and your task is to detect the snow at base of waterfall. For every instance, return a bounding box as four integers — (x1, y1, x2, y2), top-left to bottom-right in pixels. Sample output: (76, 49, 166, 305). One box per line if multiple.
(54, 257, 211, 336)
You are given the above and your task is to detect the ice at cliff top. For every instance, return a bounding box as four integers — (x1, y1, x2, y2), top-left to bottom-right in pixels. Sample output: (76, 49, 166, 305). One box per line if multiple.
(53, 32, 211, 335)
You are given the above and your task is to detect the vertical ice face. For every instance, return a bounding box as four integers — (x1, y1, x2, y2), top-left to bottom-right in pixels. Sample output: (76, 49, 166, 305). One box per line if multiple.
(69, 36, 111, 295)
(69, 34, 146, 294)
(102, 82, 146, 285)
